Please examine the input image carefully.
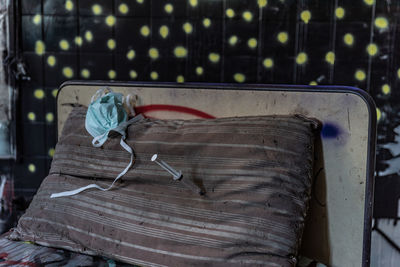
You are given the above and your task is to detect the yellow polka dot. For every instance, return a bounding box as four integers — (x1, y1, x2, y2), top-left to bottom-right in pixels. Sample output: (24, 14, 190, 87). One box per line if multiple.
(309, 81, 318, 85)
(33, 14, 41, 25)
(47, 55, 56, 67)
(208, 53, 220, 63)
(127, 49, 136, 60)
(34, 89, 45, 99)
(248, 38, 257, 49)
(35, 40, 45, 55)
(140, 25, 150, 37)
(203, 18, 211, 28)
(46, 112, 54, 123)
(301, 10, 311, 24)
(150, 71, 158, 80)
(242, 11, 253, 22)
(129, 70, 138, 79)
(325, 51, 335, 65)
(62, 67, 74, 78)
(343, 33, 354, 46)
(52, 89, 58, 98)
(85, 31, 93, 42)
(137, 0, 144, 3)
(335, 7, 345, 19)
(263, 58, 273, 69)
(355, 69, 366, 81)
(375, 17, 388, 30)
(174, 46, 188, 58)
(189, 0, 198, 7)
(28, 164, 36, 173)
(160, 25, 169, 38)
(108, 70, 116, 79)
(74, 36, 83, 46)
(382, 84, 390, 95)
(183, 22, 193, 34)
(258, 0, 268, 8)
(196, 66, 203, 75)
(165, 3, 173, 14)
(27, 112, 36, 121)
(226, 8, 235, 18)
(177, 75, 185, 83)
(119, 3, 129, 14)
(277, 32, 288, 44)
(107, 39, 116, 50)
(65, 0, 73, 11)
(59, 39, 69, 50)
(48, 148, 55, 157)
(234, 73, 245, 83)
(105, 15, 116, 27)
(397, 68, 400, 79)
(366, 43, 378, 56)
(364, 0, 375, 5)
(228, 35, 238, 46)
(296, 52, 307, 65)
(149, 48, 159, 60)
(376, 107, 381, 121)
(92, 4, 102, 15)
(81, 69, 90, 78)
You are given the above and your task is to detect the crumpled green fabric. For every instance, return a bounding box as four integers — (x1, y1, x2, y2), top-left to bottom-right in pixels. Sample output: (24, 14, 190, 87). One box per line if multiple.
(85, 91, 128, 147)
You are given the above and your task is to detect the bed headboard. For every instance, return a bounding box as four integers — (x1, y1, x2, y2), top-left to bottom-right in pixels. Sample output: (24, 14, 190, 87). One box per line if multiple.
(57, 81, 376, 267)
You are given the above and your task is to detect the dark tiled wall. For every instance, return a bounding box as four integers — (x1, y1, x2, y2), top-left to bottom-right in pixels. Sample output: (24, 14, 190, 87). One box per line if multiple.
(9, 0, 400, 217)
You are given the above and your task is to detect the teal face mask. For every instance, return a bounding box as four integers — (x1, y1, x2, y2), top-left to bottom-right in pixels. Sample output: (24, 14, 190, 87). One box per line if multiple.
(51, 88, 142, 198)
(85, 91, 128, 147)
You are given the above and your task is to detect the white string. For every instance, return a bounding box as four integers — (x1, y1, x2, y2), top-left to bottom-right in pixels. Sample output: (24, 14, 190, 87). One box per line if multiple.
(50, 138, 134, 198)
(92, 132, 108, 147)
(51, 114, 144, 198)
(51, 89, 142, 198)
(123, 94, 136, 117)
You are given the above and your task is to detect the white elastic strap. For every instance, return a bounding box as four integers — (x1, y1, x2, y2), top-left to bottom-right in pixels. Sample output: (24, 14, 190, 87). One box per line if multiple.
(92, 132, 108, 147)
(51, 137, 134, 198)
(123, 94, 136, 117)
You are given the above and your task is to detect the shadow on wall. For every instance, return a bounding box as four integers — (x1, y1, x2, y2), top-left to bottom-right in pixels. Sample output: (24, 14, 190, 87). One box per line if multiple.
(300, 135, 331, 265)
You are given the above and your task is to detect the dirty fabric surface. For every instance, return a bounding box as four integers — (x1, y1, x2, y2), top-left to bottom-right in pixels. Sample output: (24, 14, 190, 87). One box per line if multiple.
(10, 107, 319, 266)
(0, 235, 135, 266)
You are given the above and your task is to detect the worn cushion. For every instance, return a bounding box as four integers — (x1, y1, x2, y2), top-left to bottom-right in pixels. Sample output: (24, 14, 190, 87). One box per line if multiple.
(9, 106, 319, 267)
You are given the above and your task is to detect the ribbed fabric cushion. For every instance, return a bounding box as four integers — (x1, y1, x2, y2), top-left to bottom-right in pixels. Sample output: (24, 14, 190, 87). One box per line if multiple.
(9, 106, 319, 267)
